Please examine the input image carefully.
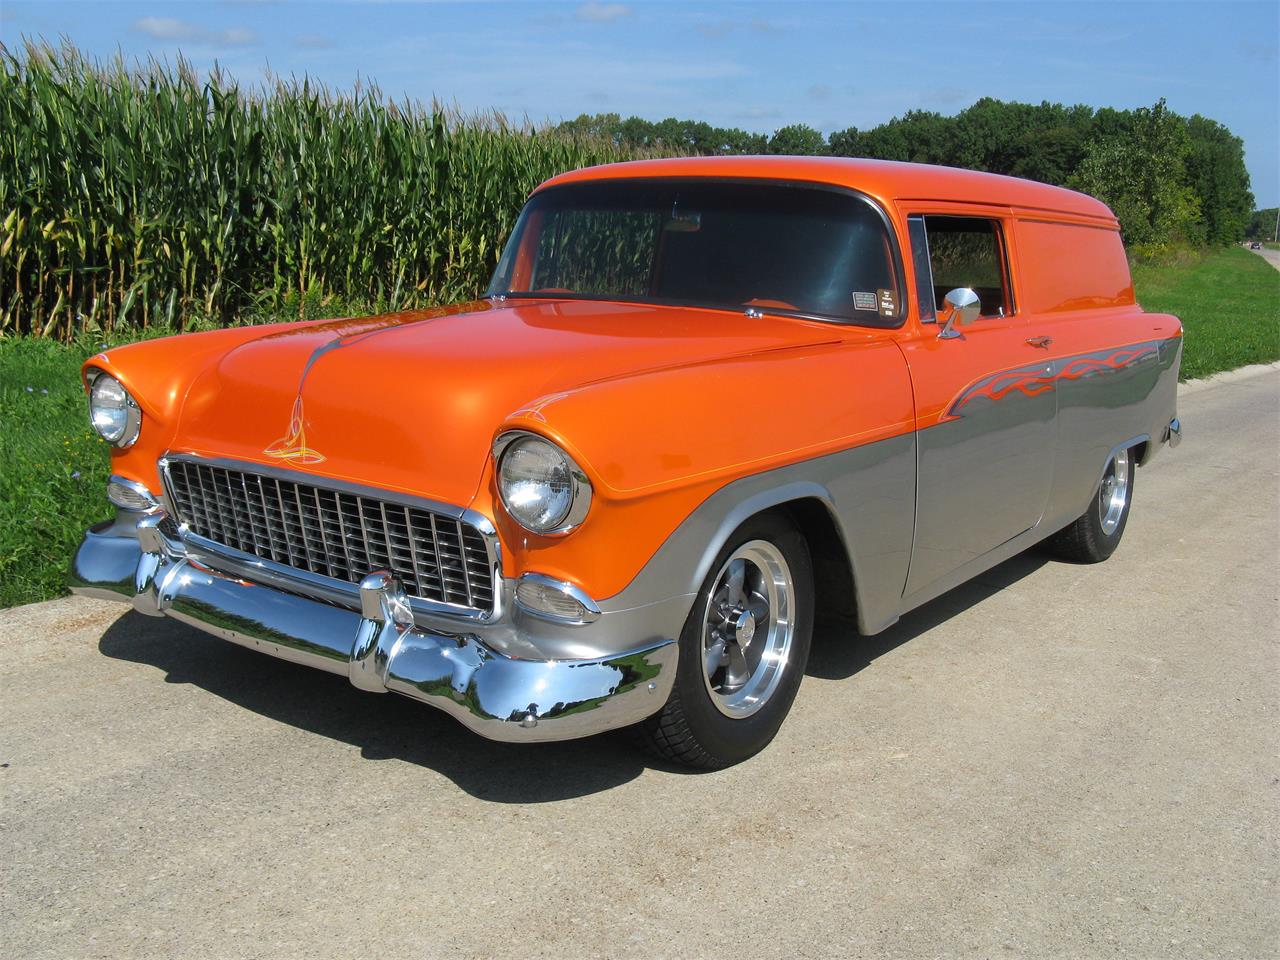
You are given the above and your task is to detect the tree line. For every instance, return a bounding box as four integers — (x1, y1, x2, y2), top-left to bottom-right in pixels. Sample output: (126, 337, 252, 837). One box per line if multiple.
(557, 98, 1256, 249)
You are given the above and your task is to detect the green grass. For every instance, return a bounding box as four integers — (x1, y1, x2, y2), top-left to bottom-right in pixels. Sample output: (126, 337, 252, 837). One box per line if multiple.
(2, 245, 1277, 609)
(1132, 246, 1280, 380)
(0, 336, 114, 607)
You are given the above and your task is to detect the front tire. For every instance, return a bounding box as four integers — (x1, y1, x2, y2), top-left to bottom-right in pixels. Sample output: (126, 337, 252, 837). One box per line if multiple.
(634, 513, 814, 769)
(1045, 446, 1136, 563)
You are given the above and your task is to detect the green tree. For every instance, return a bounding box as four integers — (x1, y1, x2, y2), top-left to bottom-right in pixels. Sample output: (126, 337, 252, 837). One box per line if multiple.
(559, 97, 1255, 250)
(557, 112, 626, 145)
(1183, 115, 1254, 244)
(1246, 208, 1279, 240)
(1008, 125, 1088, 185)
(1069, 99, 1201, 246)
(766, 123, 827, 155)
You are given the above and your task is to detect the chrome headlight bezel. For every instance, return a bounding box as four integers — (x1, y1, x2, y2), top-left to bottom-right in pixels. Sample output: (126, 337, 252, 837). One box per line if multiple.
(493, 431, 592, 536)
(86, 369, 142, 448)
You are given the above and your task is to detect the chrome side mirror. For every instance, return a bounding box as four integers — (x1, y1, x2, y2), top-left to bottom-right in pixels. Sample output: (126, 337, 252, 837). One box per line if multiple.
(937, 288, 981, 340)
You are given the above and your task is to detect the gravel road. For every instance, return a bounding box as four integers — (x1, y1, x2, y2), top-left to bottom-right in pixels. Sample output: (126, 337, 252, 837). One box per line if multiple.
(2, 370, 1277, 960)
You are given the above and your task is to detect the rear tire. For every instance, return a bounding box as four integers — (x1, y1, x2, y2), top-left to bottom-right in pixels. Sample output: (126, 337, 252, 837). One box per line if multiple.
(634, 513, 814, 769)
(1046, 447, 1135, 563)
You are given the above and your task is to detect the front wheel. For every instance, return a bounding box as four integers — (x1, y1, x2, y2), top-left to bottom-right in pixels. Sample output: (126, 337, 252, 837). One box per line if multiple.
(1045, 446, 1136, 563)
(634, 513, 813, 769)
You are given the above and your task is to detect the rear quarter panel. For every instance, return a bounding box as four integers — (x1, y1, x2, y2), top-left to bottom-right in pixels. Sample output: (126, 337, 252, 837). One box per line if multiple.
(1008, 216, 1183, 530)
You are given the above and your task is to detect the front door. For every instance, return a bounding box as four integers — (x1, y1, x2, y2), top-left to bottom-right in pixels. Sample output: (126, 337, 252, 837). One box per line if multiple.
(898, 208, 1057, 598)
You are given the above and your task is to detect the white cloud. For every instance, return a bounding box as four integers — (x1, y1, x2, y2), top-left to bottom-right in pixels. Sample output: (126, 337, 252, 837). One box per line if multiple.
(293, 34, 335, 50)
(133, 17, 257, 47)
(576, 3, 631, 24)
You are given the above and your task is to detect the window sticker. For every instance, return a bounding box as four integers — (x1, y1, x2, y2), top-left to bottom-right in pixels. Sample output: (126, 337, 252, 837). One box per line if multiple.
(877, 288, 897, 317)
(852, 291, 877, 312)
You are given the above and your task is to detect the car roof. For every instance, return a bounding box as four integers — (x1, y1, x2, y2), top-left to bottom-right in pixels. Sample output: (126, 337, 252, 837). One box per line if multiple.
(538, 155, 1117, 225)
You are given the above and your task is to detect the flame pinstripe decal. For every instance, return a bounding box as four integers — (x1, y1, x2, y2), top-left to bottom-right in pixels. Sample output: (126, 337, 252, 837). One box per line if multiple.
(945, 339, 1167, 420)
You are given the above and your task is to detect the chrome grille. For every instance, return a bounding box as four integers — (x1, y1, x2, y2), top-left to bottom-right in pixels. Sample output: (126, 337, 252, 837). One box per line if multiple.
(163, 459, 494, 612)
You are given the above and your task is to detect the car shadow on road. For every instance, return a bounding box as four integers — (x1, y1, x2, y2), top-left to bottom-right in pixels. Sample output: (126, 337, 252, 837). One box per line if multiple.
(97, 549, 1048, 802)
(97, 611, 657, 802)
(806, 550, 1049, 680)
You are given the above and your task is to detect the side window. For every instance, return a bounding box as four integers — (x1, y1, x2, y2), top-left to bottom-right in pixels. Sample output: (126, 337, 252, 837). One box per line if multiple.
(918, 216, 1012, 319)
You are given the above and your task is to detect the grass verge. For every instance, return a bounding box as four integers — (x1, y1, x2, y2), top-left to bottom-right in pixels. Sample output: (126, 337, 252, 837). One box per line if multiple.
(2, 245, 1277, 608)
(1132, 246, 1279, 380)
(0, 337, 115, 607)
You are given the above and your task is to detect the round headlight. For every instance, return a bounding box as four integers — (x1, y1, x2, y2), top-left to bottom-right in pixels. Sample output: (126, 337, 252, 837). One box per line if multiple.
(88, 373, 141, 447)
(496, 433, 591, 534)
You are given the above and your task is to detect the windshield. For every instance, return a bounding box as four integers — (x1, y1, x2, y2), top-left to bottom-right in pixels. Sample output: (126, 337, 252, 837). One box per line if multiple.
(488, 180, 903, 326)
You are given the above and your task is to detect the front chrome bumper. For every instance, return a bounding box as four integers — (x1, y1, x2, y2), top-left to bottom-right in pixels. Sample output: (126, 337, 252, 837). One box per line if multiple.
(69, 513, 677, 743)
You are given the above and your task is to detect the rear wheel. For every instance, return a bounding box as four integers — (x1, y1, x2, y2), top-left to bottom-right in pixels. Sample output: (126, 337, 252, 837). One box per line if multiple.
(634, 513, 813, 769)
(1046, 447, 1135, 563)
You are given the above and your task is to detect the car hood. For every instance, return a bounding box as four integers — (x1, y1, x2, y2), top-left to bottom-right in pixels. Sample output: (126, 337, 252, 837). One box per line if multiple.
(171, 299, 843, 506)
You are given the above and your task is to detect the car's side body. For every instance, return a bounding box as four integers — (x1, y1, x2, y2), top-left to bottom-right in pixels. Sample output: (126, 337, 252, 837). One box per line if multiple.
(69, 157, 1182, 754)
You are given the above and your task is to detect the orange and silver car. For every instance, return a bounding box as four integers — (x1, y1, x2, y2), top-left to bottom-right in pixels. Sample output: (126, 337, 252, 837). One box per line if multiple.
(70, 157, 1183, 768)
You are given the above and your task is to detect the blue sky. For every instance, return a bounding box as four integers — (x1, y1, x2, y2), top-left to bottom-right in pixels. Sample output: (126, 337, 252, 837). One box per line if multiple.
(3, 1, 1277, 205)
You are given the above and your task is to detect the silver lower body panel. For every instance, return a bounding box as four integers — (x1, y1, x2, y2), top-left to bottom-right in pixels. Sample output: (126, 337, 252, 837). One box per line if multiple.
(68, 518, 676, 743)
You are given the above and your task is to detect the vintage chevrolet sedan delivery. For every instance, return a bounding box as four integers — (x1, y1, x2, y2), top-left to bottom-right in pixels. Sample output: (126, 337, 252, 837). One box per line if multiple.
(70, 157, 1183, 768)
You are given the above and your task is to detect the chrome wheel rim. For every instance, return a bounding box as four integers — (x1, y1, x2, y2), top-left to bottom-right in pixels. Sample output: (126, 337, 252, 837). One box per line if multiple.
(1098, 448, 1130, 535)
(700, 540, 795, 718)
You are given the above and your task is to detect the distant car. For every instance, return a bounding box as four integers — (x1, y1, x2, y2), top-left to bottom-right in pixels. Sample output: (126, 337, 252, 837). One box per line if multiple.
(69, 157, 1184, 768)
(1250, 241, 1263, 249)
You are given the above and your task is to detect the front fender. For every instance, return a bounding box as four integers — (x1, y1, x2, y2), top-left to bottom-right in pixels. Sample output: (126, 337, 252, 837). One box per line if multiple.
(490, 338, 915, 606)
(596, 432, 917, 640)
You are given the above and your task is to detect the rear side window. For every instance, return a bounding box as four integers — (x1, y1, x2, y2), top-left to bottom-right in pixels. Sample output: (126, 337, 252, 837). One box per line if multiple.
(912, 215, 1013, 319)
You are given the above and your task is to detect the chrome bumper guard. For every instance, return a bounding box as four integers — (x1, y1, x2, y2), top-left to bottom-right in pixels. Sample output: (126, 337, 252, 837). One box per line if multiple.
(69, 513, 676, 743)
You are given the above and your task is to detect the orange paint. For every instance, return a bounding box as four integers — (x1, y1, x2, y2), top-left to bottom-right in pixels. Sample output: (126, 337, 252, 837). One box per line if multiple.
(85, 157, 1179, 604)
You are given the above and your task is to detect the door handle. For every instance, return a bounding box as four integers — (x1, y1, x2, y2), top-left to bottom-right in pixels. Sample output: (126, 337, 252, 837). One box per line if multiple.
(1025, 336, 1053, 349)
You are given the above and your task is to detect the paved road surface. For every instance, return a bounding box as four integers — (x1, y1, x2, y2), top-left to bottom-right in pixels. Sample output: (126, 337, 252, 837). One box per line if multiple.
(3, 372, 1277, 960)
(1249, 244, 1280, 271)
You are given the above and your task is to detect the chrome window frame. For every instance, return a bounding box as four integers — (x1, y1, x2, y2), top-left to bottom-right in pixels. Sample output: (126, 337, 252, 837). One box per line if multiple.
(909, 212, 1019, 322)
(907, 214, 937, 324)
(158, 453, 504, 623)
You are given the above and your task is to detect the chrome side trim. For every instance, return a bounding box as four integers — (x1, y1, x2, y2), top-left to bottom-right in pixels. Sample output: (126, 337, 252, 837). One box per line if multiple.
(68, 520, 676, 744)
(158, 453, 504, 624)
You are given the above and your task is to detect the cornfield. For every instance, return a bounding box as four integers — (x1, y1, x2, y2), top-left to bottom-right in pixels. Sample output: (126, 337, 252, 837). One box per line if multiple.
(0, 40, 666, 339)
